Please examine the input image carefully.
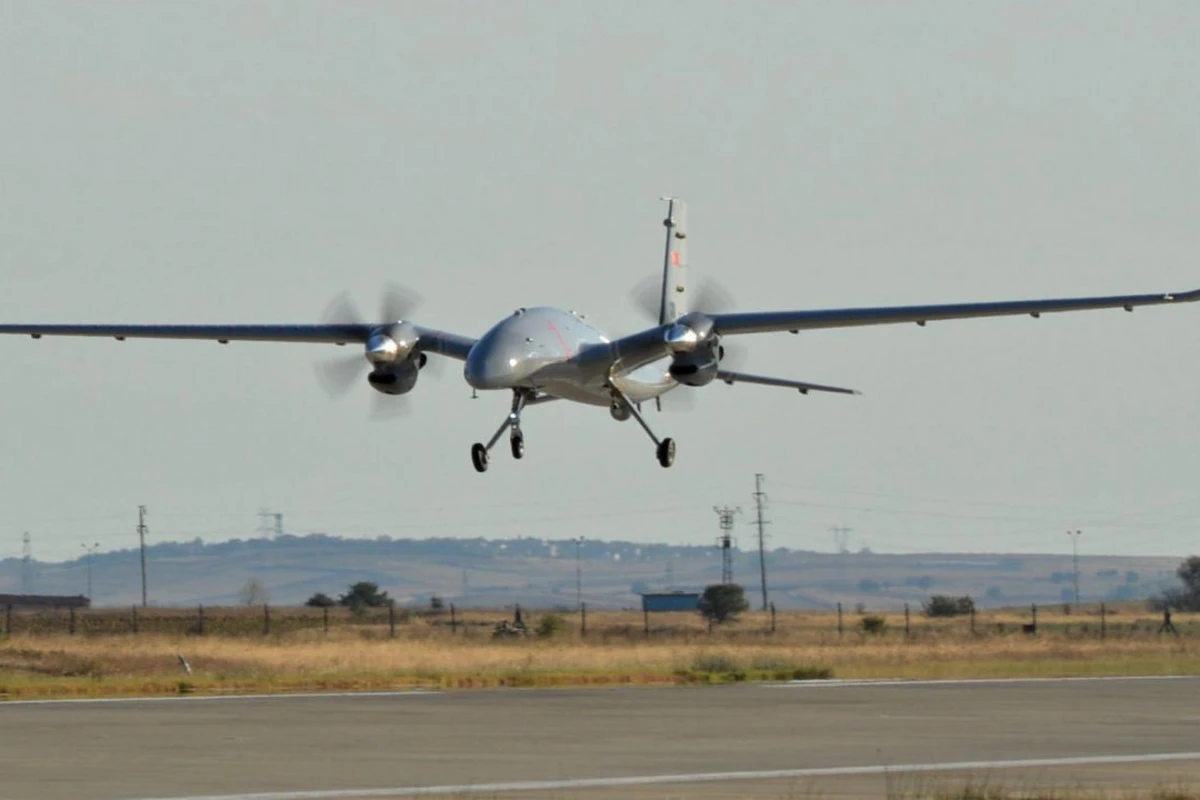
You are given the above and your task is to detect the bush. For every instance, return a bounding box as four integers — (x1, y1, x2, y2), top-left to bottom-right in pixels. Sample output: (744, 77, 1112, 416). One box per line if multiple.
(698, 584, 749, 623)
(337, 582, 393, 610)
(535, 613, 568, 639)
(860, 615, 887, 634)
(692, 652, 741, 674)
(304, 592, 335, 608)
(923, 595, 975, 617)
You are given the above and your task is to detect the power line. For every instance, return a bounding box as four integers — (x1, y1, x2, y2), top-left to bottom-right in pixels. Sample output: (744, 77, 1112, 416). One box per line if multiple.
(752, 473, 770, 611)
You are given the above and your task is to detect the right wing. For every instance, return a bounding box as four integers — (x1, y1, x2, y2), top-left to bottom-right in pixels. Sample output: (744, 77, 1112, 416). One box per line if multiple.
(0, 323, 477, 360)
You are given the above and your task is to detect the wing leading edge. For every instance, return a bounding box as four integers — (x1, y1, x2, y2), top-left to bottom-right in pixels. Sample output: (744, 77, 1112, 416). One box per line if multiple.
(0, 323, 478, 360)
(709, 287, 1200, 336)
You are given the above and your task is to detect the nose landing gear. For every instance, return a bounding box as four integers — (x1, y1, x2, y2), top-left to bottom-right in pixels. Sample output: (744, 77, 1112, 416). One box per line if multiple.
(471, 389, 529, 473)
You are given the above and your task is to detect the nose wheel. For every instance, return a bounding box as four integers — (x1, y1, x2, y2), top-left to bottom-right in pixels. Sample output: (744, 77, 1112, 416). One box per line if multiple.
(511, 433, 525, 459)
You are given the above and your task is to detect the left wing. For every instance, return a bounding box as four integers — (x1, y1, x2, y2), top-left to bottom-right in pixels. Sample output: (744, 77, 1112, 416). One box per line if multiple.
(0, 323, 477, 360)
(709, 287, 1200, 336)
(716, 370, 859, 395)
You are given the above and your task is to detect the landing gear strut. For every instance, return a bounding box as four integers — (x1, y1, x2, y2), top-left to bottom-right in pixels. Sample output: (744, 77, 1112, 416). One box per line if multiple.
(471, 390, 528, 473)
(610, 388, 675, 468)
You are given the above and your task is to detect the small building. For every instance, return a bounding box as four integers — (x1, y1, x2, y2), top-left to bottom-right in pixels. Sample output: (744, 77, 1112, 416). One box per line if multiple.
(640, 591, 700, 612)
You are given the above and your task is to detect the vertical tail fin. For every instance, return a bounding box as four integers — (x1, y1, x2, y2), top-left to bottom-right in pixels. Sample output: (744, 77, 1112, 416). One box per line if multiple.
(659, 197, 688, 324)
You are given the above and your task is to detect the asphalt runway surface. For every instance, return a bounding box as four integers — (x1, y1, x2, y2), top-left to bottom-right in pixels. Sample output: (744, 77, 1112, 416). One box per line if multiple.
(2, 677, 1200, 799)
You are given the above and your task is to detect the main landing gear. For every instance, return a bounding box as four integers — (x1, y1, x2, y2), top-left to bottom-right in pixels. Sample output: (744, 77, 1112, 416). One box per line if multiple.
(471, 390, 528, 473)
(610, 388, 675, 468)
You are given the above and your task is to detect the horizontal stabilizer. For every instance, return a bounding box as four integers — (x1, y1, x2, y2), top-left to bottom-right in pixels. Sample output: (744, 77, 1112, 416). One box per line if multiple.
(716, 370, 860, 396)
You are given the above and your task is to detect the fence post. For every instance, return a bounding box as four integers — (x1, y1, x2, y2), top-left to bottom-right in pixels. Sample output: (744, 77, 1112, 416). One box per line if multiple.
(197, 604, 205, 636)
(770, 602, 776, 634)
(69, 607, 76, 636)
(580, 602, 587, 638)
(263, 603, 270, 636)
(132, 605, 138, 635)
(4, 604, 10, 636)
(323, 606, 329, 634)
(1100, 602, 1107, 640)
(904, 603, 910, 639)
(449, 603, 457, 634)
(389, 604, 396, 638)
(970, 605, 976, 636)
(837, 602, 843, 638)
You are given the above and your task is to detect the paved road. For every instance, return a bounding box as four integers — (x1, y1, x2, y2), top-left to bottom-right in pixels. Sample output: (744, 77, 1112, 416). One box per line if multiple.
(2, 677, 1199, 799)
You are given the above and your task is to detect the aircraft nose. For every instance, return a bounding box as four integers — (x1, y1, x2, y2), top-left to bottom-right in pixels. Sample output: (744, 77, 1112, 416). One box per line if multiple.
(464, 340, 516, 390)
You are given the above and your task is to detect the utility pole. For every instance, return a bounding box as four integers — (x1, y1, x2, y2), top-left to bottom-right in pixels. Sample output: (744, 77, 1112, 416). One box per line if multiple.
(21, 532, 32, 594)
(81, 542, 100, 600)
(1066, 530, 1082, 608)
(752, 474, 770, 611)
(272, 513, 284, 539)
(137, 505, 149, 607)
(575, 537, 584, 611)
(713, 506, 740, 584)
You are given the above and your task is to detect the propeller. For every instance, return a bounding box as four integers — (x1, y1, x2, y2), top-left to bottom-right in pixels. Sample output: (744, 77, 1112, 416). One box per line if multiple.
(630, 276, 750, 414)
(628, 275, 738, 323)
(313, 284, 430, 413)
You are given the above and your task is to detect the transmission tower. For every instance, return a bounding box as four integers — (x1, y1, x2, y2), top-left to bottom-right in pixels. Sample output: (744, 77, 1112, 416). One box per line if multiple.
(257, 508, 275, 539)
(830, 525, 853, 555)
(713, 506, 741, 584)
(752, 473, 770, 611)
(21, 532, 32, 594)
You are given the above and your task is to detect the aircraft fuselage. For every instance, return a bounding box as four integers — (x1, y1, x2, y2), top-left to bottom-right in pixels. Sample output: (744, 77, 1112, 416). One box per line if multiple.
(463, 306, 673, 406)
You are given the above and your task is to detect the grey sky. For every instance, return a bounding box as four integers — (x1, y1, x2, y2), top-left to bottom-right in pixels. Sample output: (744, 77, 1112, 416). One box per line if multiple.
(1, 2, 1197, 563)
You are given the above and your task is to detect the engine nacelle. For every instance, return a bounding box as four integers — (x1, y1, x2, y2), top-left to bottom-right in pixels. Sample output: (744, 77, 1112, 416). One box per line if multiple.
(367, 353, 426, 395)
(668, 352, 719, 387)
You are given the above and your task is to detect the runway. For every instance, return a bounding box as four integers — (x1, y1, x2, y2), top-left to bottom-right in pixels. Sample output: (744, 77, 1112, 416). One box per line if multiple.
(2, 676, 1199, 799)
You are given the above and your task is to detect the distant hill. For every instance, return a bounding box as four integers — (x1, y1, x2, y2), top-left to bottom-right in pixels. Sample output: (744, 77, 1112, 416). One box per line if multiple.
(0, 534, 1186, 610)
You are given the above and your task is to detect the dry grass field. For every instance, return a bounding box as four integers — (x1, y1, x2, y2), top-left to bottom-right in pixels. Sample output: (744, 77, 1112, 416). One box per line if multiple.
(1, 605, 1196, 699)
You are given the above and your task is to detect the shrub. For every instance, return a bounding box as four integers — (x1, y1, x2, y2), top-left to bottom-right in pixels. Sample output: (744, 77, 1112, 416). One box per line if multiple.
(692, 652, 740, 674)
(304, 592, 335, 608)
(860, 615, 887, 634)
(337, 582, 393, 610)
(923, 595, 975, 618)
(697, 584, 749, 623)
(535, 613, 568, 639)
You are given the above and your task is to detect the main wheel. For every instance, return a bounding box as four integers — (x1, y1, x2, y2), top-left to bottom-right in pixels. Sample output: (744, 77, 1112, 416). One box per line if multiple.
(471, 442, 489, 473)
(510, 433, 525, 460)
(656, 437, 676, 468)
